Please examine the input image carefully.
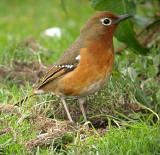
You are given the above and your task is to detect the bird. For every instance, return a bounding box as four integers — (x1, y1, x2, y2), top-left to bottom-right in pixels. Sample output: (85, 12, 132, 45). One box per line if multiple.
(17, 11, 131, 123)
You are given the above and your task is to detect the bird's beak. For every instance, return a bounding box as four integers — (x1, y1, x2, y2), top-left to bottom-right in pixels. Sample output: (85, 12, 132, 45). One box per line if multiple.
(115, 14, 132, 24)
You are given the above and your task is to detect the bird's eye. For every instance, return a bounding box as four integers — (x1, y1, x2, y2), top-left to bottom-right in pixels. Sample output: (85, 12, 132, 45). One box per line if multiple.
(101, 18, 112, 26)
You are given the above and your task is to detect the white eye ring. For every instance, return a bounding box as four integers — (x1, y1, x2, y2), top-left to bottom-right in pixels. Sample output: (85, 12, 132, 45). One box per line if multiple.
(100, 18, 112, 26)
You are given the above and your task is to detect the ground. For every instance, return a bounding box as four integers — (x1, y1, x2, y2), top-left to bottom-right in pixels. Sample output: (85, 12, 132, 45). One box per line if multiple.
(0, 0, 160, 154)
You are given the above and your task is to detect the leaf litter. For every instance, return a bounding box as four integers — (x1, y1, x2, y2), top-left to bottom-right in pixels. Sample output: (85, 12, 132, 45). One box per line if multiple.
(25, 117, 77, 151)
(0, 37, 48, 86)
(0, 104, 18, 115)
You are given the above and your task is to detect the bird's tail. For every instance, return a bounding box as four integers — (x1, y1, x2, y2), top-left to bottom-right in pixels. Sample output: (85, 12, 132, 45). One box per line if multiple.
(15, 89, 45, 106)
(14, 93, 36, 106)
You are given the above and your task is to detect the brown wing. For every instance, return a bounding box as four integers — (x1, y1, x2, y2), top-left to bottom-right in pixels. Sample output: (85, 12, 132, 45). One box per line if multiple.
(37, 64, 77, 90)
(36, 36, 85, 90)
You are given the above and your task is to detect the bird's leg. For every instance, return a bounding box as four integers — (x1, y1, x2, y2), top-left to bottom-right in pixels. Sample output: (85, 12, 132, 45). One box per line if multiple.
(61, 98, 73, 122)
(78, 97, 88, 123)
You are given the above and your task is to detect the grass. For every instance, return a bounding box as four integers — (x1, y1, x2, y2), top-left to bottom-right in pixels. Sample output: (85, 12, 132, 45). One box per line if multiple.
(68, 122, 160, 155)
(0, 0, 160, 154)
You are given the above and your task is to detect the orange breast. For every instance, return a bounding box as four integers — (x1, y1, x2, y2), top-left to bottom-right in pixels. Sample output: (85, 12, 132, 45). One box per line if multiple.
(58, 41, 114, 97)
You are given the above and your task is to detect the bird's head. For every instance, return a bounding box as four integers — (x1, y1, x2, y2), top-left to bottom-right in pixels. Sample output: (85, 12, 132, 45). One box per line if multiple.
(81, 11, 131, 41)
